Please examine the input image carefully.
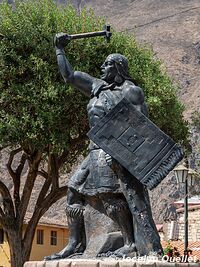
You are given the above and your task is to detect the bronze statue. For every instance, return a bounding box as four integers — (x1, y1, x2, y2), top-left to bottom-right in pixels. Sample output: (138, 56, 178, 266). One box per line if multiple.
(45, 30, 183, 260)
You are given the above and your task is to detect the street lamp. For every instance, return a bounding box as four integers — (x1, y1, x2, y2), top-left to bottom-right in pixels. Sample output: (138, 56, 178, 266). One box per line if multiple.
(173, 163, 197, 255)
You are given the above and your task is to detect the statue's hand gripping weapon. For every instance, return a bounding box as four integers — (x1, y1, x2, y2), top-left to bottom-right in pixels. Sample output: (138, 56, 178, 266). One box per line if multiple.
(54, 25, 112, 47)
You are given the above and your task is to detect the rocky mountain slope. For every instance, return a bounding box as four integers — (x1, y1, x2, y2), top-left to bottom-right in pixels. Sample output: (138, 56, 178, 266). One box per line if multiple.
(66, 0, 200, 119)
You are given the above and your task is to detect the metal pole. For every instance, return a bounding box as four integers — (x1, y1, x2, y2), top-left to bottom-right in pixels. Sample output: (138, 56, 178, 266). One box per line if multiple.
(184, 176, 188, 254)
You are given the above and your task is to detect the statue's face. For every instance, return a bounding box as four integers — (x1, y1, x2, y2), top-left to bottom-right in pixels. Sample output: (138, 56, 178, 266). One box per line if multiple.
(100, 58, 118, 83)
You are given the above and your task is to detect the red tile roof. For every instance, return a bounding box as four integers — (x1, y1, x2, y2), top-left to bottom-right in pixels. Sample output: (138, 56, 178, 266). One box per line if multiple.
(162, 241, 200, 260)
(24, 212, 68, 228)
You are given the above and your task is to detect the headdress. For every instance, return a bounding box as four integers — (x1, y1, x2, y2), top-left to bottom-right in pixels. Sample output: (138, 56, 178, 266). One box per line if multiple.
(106, 53, 133, 84)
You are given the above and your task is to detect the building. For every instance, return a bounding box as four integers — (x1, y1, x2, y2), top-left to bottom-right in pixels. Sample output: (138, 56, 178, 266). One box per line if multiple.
(0, 230, 10, 267)
(160, 196, 200, 259)
(0, 213, 68, 267)
(163, 196, 200, 242)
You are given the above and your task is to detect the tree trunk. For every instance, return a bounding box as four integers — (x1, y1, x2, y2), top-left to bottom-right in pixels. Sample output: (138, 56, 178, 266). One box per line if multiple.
(7, 229, 26, 267)
(0, 149, 67, 267)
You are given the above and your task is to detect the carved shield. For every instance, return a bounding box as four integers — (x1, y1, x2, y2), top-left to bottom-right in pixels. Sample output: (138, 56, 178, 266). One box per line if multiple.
(87, 98, 183, 190)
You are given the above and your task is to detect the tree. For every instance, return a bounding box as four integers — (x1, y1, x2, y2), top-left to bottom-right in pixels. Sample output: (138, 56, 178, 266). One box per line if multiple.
(0, 0, 188, 266)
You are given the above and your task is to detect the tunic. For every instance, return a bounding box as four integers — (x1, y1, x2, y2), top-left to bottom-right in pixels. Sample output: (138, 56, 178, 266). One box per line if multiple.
(68, 79, 127, 195)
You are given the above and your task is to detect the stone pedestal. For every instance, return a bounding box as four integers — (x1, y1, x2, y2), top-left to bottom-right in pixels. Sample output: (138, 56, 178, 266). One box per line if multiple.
(83, 199, 123, 257)
(24, 260, 200, 267)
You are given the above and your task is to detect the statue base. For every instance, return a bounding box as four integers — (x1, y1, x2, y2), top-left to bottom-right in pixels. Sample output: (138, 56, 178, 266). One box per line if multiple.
(24, 259, 199, 267)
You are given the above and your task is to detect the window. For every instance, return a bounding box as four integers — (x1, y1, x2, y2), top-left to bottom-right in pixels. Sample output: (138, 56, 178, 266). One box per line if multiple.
(0, 228, 4, 244)
(50, 230, 57, 246)
(36, 229, 44, 245)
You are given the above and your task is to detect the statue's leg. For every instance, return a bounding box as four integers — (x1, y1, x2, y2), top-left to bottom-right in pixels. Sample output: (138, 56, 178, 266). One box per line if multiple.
(61, 188, 85, 256)
(100, 193, 137, 256)
(44, 188, 85, 260)
(134, 186, 163, 254)
(119, 170, 163, 256)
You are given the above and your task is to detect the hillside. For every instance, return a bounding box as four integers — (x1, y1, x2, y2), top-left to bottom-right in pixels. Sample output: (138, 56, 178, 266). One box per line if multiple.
(67, 0, 200, 119)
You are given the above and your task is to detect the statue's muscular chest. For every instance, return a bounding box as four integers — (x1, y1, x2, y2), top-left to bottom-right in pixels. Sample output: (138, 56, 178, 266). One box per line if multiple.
(87, 88, 122, 127)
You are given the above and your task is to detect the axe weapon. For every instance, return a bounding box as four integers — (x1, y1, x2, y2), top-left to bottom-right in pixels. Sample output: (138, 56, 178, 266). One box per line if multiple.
(58, 25, 112, 46)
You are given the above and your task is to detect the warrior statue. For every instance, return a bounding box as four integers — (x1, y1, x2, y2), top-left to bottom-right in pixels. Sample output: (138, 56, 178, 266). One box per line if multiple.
(45, 32, 164, 260)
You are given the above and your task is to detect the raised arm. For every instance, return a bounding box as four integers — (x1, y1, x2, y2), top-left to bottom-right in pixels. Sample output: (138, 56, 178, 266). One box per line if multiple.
(55, 33, 96, 97)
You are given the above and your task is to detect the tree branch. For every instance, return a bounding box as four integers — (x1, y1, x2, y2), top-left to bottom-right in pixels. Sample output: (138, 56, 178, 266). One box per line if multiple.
(16, 153, 27, 177)
(48, 153, 59, 189)
(40, 185, 68, 215)
(35, 177, 52, 208)
(6, 147, 22, 179)
(0, 180, 15, 219)
(6, 148, 27, 217)
(0, 180, 13, 202)
(19, 151, 42, 225)
(37, 170, 48, 179)
(15, 153, 27, 213)
(0, 206, 5, 221)
(35, 153, 60, 208)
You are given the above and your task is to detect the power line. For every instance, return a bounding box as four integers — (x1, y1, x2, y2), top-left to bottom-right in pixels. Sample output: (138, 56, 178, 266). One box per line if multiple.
(120, 6, 200, 33)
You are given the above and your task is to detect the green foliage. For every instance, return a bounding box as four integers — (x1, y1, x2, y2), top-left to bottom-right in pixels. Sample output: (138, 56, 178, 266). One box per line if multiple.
(163, 241, 176, 257)
(0, 0, 188, 156)
(163, 241, 181, 257)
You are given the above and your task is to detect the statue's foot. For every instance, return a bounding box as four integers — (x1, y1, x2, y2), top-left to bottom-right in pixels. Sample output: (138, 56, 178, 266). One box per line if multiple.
(44, 253, 63, 261)
(97, 244, 137, 258)
(113, 244, 137, 257)
(97, 251, 116, 258)
(44, 243, 77, 261)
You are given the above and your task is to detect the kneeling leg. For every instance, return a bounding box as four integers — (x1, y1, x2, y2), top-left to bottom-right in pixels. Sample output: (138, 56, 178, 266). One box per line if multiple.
(44, 188, 86, 260)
